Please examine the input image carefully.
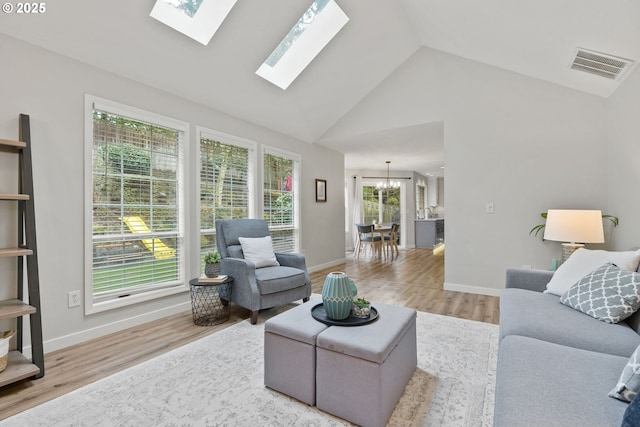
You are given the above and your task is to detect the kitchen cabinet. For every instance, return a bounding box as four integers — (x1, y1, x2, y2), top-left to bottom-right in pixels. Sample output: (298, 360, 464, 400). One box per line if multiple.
(415, 219, 444, 249)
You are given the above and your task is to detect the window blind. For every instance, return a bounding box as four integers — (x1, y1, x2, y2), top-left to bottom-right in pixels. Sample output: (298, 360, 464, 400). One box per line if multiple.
(263, 149, 299, 253)
(199, 133, 254, 272)
(91, 109, 183, 301)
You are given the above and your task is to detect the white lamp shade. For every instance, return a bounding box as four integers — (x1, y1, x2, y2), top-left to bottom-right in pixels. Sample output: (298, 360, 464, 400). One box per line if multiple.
(543, 209, 605, 243)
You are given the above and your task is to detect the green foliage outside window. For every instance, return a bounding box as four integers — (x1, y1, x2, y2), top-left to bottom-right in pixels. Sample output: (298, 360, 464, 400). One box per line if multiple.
(91, 110, 181, 294)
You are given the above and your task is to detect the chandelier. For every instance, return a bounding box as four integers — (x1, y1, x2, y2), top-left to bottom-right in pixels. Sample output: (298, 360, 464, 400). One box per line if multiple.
(376, 161, 400, 190)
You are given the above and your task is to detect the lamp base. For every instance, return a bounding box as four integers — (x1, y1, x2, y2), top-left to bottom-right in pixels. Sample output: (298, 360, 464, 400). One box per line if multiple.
(561, 242, 585, 263)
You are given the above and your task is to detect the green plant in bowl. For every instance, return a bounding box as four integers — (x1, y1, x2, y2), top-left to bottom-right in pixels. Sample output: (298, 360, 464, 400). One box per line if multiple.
(352, 297, 371, 318)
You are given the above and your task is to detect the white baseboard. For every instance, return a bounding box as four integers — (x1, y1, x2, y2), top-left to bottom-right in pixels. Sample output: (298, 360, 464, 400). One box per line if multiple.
(33, 260, 343, 354)
(39, 301, 192, 354)
(444, 282, 502, 297)
(308, 258, 346, 273)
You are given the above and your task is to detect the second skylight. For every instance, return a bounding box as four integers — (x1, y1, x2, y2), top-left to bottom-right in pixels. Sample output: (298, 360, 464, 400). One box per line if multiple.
(256, 0, 349, 90)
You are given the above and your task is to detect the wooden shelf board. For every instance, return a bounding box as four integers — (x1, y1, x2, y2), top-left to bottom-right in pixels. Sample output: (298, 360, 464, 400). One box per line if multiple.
(0, 194, 29, 201)
(0, 299, 36, 320)
(0, 139, 25, 152)
(0, 351, 40, 387)
(0, 248, 32, 257)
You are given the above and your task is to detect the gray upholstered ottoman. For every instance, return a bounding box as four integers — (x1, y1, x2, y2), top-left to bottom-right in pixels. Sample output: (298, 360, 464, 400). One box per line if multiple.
(264, 299, 329, 405)
(315, 303, 417, 427)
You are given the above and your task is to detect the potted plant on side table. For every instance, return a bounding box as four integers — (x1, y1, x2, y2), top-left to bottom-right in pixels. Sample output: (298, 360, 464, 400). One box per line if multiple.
(204, 251, 221, 278)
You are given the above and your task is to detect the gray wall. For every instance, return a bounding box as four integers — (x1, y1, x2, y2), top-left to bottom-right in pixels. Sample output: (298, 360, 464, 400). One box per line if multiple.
(332, 46, 610, 295)
(607, 65, 640, 251)
(0, 34, 345, 351)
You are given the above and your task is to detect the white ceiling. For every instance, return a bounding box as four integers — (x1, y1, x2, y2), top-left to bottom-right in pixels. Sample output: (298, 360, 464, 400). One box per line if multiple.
(2, 0, 639, 177)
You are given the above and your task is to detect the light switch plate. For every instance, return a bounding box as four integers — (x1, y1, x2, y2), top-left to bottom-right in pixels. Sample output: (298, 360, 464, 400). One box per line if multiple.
(486, 202, 495, 214)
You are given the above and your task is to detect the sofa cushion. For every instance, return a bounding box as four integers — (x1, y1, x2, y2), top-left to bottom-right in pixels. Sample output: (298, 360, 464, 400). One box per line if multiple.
(255, 266, 306, 295)
(500, 288, 640, 357)
(610, 344, 640, 402)
(560, 263, 640, 324)
(545, 248, 640, 296)
(494, 335, 629, 427)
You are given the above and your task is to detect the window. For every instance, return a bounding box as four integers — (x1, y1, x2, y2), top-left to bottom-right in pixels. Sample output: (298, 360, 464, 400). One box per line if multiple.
(85, 96, 187, 313)
(363, 186, 401, 225)
(199, 128, 256, 272)
(255, 0, 349, 89)
(149, 0, 238, 46)
(416, 184, 426, 218)
(262, 147, 300, 252)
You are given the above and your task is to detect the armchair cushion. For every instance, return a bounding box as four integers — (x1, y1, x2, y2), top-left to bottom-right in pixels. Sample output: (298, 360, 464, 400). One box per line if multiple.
(239, 236, 280, 268)
(256, 266, 307, 295)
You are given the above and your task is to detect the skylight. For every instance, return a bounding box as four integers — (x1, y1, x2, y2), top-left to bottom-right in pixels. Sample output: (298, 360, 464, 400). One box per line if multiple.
(256, 0, 349, 90)
(150, 0, 237, 46)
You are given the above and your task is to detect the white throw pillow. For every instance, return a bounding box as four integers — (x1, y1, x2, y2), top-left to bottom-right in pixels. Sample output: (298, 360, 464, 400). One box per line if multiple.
(238, 236, 280, 268)
(545, 248, 640, 296)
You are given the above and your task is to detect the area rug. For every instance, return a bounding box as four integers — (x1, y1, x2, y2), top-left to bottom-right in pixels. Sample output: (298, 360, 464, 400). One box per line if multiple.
(0, 309, 498, 427)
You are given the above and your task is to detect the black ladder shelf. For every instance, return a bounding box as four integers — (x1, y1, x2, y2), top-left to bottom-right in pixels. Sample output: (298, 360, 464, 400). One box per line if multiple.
(0, 114, 44, 386)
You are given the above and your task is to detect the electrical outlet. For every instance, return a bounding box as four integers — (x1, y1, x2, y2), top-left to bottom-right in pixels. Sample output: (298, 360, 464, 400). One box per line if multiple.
(68, 290, 81, 308)
(486, 202, 495, 214)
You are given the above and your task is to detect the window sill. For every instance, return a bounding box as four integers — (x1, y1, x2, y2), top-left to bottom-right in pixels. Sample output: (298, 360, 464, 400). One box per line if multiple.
(85, 283, 188, 315)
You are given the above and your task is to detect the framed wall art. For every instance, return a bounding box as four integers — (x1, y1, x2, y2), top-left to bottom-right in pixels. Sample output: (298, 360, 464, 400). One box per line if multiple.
(315, 179, 327, 202)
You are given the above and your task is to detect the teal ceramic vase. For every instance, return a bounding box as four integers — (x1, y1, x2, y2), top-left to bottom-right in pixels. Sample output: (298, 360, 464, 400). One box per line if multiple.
(349, 279, 357, 297)
(322, 272, 354, 320)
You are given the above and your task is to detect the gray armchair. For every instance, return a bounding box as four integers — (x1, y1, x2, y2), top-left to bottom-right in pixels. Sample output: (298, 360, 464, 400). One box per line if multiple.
(215, 219, 311, 324)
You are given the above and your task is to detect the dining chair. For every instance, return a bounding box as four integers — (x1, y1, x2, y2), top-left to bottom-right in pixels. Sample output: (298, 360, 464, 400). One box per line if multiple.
(355, 224, 382, 259)
(384, 223, 400, 258)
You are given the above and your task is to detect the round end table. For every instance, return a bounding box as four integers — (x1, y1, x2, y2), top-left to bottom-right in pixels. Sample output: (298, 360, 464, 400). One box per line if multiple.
(188, 277, 233, 326)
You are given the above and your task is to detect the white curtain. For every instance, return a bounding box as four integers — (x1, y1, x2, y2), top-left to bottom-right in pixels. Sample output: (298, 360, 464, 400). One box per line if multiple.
(352, 175, 363, 248)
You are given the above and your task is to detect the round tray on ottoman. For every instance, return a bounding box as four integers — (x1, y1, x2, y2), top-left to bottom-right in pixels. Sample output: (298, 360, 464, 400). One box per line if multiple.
(311, 303, 379, 326)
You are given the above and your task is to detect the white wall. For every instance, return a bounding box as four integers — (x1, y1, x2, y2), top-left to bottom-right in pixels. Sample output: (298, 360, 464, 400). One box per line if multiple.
(0, 34, 345, 352)
(441, 49, 608, 295)
(332, 47, 609, 295)
(606, 67, 640, 251)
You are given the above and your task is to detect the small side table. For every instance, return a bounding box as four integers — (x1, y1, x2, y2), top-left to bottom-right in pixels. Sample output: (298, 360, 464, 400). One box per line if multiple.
(189, 277, 233, 326)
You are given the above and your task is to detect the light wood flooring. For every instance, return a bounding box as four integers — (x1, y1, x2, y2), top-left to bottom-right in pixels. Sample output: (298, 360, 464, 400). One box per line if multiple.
(0, 248, 499, 420)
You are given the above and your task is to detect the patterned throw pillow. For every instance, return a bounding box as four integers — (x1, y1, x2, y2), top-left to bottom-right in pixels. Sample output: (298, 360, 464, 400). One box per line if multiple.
(560, 263, 640, 324)
(610, 344, 640, 402)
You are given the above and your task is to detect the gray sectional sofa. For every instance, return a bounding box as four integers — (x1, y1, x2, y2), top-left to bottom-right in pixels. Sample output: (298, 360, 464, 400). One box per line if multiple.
(494, 267, 640, 427)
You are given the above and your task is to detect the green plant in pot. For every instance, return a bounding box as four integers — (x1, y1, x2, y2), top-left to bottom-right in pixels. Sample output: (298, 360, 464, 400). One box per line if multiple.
(352, 296, 371, 319)
(204, 251, 221, 278)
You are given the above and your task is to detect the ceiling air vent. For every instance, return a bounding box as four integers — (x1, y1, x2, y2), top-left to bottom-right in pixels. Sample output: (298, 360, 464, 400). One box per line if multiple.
(571, 48, 634, 80)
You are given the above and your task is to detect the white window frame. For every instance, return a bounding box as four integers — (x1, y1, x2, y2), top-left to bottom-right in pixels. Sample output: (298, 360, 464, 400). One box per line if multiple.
(360, 179, 407, 248)
(261, 145, 301, 252)
(84, 95, 189, 314)
(197, 126, 257, 269)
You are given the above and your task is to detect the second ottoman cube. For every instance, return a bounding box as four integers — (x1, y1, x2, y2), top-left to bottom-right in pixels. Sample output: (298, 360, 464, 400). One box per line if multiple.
(315, 303, 417, 427)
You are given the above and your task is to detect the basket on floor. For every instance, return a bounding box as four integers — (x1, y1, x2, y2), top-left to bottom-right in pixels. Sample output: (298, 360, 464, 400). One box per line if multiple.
(0, 330, 16, 373)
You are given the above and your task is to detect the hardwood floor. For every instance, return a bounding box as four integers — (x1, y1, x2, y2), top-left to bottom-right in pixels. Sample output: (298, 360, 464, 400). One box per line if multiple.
(0, 248, 499, 420)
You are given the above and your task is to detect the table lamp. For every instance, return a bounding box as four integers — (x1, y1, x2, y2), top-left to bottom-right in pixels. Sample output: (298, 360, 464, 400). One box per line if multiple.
(543, 209, 605, 263)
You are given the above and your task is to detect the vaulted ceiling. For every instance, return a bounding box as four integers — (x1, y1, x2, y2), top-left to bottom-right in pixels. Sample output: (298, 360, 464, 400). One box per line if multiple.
(2, 0, 639, 176)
